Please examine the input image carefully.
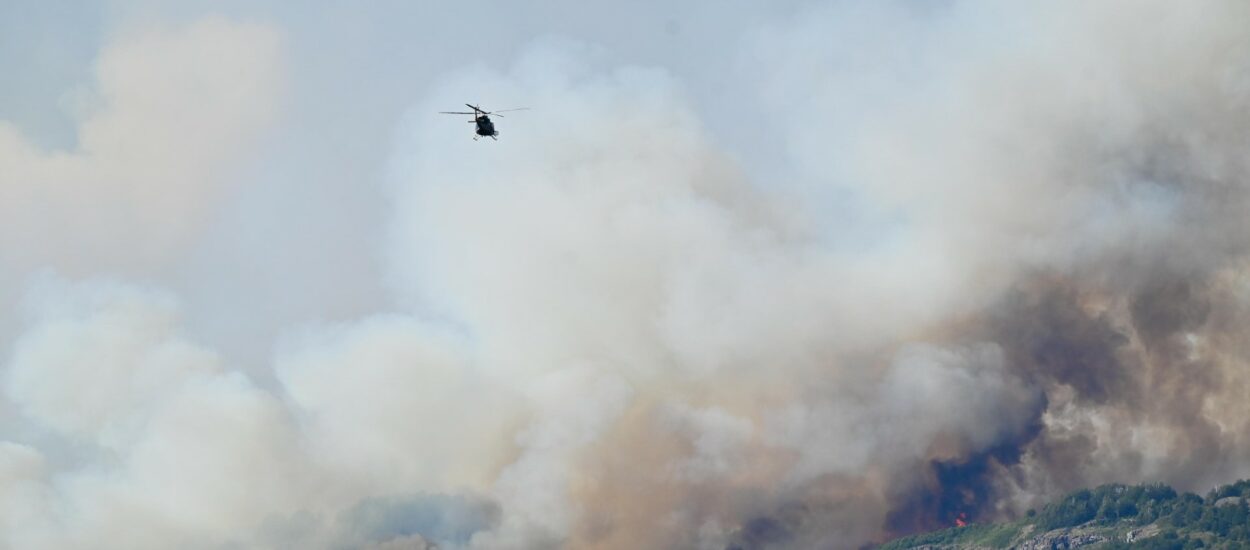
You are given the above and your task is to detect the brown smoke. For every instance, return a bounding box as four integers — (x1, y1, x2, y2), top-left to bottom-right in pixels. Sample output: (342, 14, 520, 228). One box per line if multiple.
(6, 3, 1250, 550)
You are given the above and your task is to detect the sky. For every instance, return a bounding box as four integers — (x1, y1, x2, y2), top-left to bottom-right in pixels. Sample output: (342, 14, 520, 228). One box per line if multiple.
(4, 1, 1250, 549)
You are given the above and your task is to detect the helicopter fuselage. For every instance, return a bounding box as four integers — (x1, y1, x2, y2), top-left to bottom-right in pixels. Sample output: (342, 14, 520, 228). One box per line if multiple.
(475, 115, 496, 137)
(440, 104, 525, 140)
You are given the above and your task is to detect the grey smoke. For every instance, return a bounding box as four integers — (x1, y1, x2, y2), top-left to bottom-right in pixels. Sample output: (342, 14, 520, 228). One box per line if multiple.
(3, 1, 1250, 549)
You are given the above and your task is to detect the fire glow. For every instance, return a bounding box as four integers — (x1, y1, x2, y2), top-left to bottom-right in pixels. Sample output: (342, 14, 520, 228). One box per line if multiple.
(955, 513, 968, 528)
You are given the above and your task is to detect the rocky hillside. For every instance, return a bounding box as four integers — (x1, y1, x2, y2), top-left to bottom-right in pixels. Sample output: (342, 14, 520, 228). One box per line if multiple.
(880, 480, 1250, 549)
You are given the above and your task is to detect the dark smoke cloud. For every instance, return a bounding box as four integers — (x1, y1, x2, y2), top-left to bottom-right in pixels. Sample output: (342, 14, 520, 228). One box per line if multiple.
(870, 262, 1249, 538)
(991, 281, 1136, 407)
(7, 2, 1250, 549)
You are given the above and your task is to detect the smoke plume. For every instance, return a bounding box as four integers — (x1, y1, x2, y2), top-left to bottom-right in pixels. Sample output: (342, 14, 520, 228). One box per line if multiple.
(4, 1, 1250, 549)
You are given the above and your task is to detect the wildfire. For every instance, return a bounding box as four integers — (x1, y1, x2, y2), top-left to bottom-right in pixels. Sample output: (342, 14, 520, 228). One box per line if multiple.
(955, 513, 968, 528)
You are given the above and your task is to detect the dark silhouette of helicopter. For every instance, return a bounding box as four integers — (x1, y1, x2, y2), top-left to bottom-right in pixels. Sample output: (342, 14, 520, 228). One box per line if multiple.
(440, 104, 530, 140)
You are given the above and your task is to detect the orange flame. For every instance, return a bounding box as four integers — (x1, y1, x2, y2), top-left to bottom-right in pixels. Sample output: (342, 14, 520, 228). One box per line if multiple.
(955, 513, 968, 527)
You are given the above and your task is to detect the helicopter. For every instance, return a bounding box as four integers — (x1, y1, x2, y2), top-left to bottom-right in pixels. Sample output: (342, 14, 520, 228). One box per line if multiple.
(439, 104, 530, 140)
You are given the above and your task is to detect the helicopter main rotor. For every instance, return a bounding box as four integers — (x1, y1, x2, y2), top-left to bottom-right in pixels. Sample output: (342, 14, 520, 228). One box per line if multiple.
(438, 103, 529, 141)
(439, 104, 530, 118)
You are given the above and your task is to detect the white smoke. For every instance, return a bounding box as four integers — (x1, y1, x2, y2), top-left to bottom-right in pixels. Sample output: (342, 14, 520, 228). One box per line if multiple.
(4, 2, 1250, 549)
(0, 17, 282, 275)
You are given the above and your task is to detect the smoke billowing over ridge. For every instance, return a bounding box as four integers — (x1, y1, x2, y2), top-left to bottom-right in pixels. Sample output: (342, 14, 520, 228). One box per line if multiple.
(3, 1, 1250, 548)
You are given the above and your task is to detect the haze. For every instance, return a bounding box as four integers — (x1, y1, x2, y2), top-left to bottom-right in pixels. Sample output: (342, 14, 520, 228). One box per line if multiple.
(3, 1, 1250, 549)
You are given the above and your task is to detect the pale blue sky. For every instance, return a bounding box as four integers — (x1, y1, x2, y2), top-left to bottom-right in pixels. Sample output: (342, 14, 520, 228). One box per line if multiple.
(3, 3, 1242, 548)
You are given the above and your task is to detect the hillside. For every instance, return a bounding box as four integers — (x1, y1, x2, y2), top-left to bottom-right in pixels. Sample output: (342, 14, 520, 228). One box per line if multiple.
(881, 480, 1250, 549)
